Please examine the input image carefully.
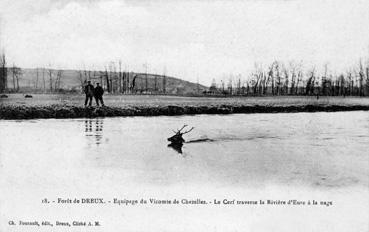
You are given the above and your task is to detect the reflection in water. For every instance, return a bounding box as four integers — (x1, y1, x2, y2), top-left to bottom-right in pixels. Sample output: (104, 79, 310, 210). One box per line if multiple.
(186, 138, 215, 143)
(85, 118, 104, 145)
(167, 143, 183, 154)
(167, 137, 216, 155)
(168, 138, 214, 155)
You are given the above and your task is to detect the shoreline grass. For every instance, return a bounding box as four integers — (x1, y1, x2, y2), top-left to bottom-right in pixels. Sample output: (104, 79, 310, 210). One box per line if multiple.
(1, 94, 369, 120)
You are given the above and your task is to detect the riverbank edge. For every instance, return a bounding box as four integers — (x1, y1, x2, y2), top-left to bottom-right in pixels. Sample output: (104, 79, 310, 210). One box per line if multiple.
(1, 104, 369, 119)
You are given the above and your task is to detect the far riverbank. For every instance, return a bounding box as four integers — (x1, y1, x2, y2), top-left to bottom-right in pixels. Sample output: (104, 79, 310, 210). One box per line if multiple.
(1, 94, 369, 119)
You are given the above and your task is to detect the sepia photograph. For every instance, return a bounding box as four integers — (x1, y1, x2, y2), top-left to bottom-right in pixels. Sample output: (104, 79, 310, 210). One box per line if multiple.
(0, 0, 368, 231)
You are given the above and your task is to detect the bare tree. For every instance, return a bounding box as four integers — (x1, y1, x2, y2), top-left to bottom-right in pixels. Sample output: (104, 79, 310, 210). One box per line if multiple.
(227, 77, 233, 95)
(129, 74, 138, 93)
(263, 64, 273, 95)
(47, 68, 54, 92)
(144, 63, 148, 93)
(289, 62, 298, 95)
(251, 65, 263, 95)
(296, 69, 303, 95)
(127, 71, 131, 93)
(104, 68, 110, 93)
(0, 52, 7, 93)
(282, 64, 289, 95)
(271, 62, 276, 95)
(42, 68, 46, 92)
(305, 67, 316, 95)
(119, 60, 122, 93)
(78, 70, 86, 92)
(11, 65, 16, 91)
(346, 69, 354, 96)
(162, 68, 167, 94)
(54, 70, 63, 91)
(366, 63, 369, 95)
(154, 75, 158, 92)
(274, 62, 281, 95)
(358, 59, 365, 96)
(10, 65, 21, 92)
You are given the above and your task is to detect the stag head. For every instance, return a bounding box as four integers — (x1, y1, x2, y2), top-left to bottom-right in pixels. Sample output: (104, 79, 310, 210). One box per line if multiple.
(167, 125, 194, 144)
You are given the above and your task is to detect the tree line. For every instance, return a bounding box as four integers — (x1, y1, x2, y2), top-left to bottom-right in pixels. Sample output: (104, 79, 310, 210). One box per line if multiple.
(77, 61, 168, 94)
(207, 60, 369, 97)
(0, 66, 64, 93)
(2, 50, 369, 97)
(0, 59, 169, 94)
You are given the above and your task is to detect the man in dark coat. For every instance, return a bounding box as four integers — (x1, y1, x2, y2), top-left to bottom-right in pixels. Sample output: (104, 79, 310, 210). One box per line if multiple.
(94, 83, 104, 106)
(84, 81, 94, 106)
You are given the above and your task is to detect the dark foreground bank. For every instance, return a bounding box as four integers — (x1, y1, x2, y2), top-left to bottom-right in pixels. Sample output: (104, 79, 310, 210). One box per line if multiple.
(1, 104, 369, 119)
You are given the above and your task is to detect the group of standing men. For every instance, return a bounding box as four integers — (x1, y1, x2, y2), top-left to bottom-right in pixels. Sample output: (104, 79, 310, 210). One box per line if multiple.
(84, 81, 105, 107)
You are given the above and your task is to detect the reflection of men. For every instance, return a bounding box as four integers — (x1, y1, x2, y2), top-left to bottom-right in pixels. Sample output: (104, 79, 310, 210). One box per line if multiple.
(84, 81, 94, 107)
(94, 83, 104, 106)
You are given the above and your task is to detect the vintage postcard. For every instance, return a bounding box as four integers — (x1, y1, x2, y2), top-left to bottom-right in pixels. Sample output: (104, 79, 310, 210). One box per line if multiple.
(0, 0, 368, 231)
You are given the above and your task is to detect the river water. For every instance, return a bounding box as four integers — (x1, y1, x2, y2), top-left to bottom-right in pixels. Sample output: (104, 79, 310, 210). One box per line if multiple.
(0, 112, 368, 231)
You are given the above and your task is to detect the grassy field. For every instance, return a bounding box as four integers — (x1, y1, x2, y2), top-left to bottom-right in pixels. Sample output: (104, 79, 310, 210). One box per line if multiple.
(2, 93, 369, 107)
(1, 94, 369, 119)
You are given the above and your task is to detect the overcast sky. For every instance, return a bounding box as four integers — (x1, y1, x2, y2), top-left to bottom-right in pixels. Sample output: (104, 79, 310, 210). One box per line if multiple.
(0, 0, 369, 84)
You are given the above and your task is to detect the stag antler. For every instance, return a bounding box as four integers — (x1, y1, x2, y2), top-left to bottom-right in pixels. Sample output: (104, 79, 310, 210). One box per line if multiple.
(177, 124, 188, 133)
(181, 127, 194, 135)
(172, 125, 194, 135)
(173, 125, 187, 134)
